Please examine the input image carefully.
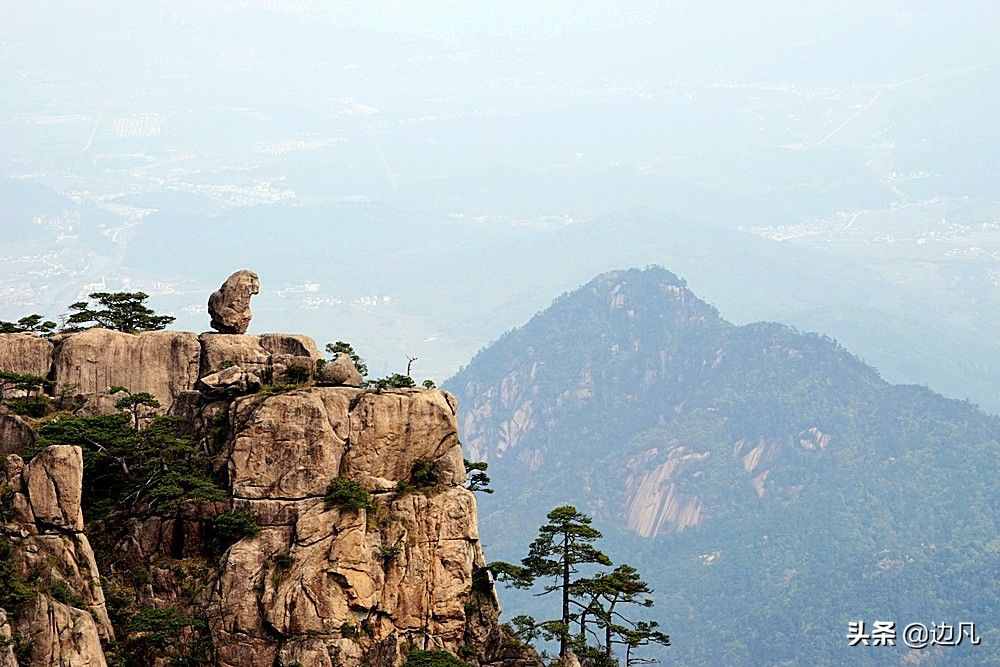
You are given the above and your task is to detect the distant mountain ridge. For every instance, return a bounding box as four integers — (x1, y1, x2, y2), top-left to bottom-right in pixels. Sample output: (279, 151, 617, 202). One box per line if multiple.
(446, 266, 1000, 666)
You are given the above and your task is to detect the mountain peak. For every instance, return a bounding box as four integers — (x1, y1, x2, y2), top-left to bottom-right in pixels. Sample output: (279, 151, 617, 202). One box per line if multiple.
(446, 266, 999, 665)
(588, 265, 688, 289)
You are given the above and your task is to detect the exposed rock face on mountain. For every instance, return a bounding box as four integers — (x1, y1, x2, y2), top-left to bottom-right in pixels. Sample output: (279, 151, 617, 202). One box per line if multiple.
(212, 387, 477, 666)
(53, 328, 202, 411)
(0, 334, 52, 378)
(446, 266, 1000, 666)
(199, 333, 322, 382)
(1, 446, 113, 666)
(208, 270, 260, 334)
(0, 409, 34, 456)
(0, 329, 327, 416)
(317, 354, 364, 387)
(0, 324, 536, 665)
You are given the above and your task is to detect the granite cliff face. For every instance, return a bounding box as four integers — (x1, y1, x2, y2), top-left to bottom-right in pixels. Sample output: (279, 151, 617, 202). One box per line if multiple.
(209, 386, 480, 666)
(1, 446, 112, 666)
(0, 326, 535, 666)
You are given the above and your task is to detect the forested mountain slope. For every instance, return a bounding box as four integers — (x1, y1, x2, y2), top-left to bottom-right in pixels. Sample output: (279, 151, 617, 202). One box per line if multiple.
(447, 266, 1000, 666)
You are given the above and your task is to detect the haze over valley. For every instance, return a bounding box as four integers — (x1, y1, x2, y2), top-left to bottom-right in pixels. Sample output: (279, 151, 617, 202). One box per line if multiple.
(4, 1, 1000, 410)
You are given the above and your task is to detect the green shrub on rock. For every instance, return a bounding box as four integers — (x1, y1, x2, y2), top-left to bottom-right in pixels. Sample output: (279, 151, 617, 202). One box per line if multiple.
(404, 650, 469, 667)
(209, 510, 260, 552)
(324, 478, 373, 512)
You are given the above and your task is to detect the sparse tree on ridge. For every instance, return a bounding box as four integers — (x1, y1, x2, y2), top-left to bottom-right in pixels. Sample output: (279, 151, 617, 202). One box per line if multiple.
(0, 314, 57, 335)
(65, 292, 175, 333)
(573, 565, 669, 663)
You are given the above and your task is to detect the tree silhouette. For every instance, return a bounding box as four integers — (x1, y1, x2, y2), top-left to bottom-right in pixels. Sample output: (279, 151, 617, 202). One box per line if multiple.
(65, 292, 175, 333)
(0, 314, 57, 335)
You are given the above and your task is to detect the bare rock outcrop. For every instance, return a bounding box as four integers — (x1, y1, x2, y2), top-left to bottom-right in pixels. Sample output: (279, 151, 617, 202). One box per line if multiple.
(199, 333, 322, 385)
(1, 446, 113, 666)
(0, 333, 53, 378)
(53, 328, 201, 412)
(207, 386, 508, 666)
(16, 597, 108, 667)
(198, 366, 262, 398)
(199, 333, 271, 378)
(0, 610, 15, 667)
(0, 408, 35, 456)
(0, 324, 538, 666)
(23, 445, 85, 532)
(258, 333, 319, 359)
(317, 353, 364, 387)
(208, 270, 260, 334)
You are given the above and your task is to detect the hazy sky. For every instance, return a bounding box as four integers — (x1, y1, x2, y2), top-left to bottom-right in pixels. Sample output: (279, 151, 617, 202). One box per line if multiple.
(2, 1, 1000, 406)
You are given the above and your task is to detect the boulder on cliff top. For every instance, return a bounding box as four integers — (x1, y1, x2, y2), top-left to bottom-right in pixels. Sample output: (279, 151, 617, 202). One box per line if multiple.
(200, 333, 270, 377)
(258, 333, 320, 359)
(317, 353, 363, 387)
(199, 332, 322, 381)
(209, 270, 260, 334)
(198, 365, 263, 398)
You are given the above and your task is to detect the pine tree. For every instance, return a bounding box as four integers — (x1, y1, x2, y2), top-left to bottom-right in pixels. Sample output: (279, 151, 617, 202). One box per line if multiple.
(521, 505, 612, 658)
(0, 314, 57, 335)
(325, 341, 368, 377)
(65, 292, 175, 333)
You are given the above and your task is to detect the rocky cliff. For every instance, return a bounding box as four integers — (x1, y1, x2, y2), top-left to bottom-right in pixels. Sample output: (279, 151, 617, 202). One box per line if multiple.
(0, 328, 536, 667)
(1, 446, 112, 666)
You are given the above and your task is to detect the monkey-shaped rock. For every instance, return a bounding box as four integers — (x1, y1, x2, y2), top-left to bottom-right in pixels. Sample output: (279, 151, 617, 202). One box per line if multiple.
(208, 270, 260, 334)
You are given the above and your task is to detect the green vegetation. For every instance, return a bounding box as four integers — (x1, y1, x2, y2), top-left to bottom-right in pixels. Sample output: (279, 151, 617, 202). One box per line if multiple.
(0, 538, 36, 617)
(449, 266, 1000, 666)
(110, 386, 161, 430)
(121, 606, 210, 665)
(65, 291, 175, 333)
(5, 395, 51, 418)
(325, 341, 368, 377)
(0, 482, 14, 522)
(282, 364, 312, 385)
(491, 506, 668, 664)
(371, 373, 416, 391)
(378, 540, 403, 564)
(274, 552, 293, 570)
(410, 460, 439, 488)
(0, 314, 56, 335)
(209, 510, 260, 553)
(258, 382, 305, 397)
(37, 413, 226, 519)
(324, 478, 373, 512)
(126, 606, 199, 646)
(422, 379, 437, 389)
(0, 371, 47, 404)
(49, 578, 85, 608)
(404, 650, 469, 667)
(463, 459, 493, 494)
